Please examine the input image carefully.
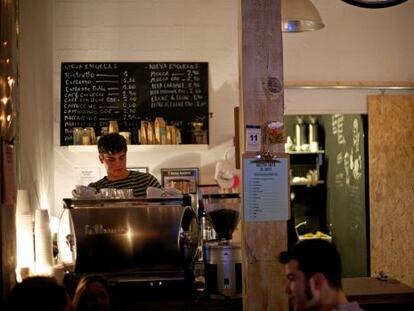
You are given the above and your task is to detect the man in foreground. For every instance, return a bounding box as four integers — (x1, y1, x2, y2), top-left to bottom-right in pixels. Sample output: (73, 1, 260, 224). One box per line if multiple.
(279, 239, 363, 311)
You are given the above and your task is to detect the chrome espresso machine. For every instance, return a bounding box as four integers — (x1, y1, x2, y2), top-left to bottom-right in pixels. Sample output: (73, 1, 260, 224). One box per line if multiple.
(201, 193, 242, 299)
(58, 196, 199, 289)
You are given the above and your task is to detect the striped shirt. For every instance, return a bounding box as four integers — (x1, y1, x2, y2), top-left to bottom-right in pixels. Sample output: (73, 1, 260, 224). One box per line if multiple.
(88, 170, 161, 197)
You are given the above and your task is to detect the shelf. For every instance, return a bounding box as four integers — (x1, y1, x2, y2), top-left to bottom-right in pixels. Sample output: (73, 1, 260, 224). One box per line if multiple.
(286, 150, 325, 155)
(67, 144, 209, 153)
(290, 180, 325, 186)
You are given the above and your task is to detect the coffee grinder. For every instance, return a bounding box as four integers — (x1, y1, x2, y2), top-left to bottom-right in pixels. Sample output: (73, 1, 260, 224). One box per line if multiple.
(202, 193, 242, 299)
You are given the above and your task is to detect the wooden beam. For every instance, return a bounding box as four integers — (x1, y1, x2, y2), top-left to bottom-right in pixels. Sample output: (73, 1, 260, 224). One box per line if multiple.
(239, 1, 287, 310)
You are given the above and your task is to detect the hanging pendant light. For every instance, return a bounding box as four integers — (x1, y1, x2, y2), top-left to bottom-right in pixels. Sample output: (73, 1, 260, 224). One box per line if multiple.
(282, 0, 325, 33)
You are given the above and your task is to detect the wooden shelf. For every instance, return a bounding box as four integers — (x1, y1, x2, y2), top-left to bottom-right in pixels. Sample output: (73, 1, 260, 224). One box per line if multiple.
(286, 150, 325, 155)
(290, 180, 325, 186)
(284, 80, 414, 90)
(67, 144, 209, 153)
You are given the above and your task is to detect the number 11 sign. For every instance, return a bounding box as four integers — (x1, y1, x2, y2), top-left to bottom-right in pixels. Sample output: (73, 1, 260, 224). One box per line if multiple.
(246, 125, 262, 152)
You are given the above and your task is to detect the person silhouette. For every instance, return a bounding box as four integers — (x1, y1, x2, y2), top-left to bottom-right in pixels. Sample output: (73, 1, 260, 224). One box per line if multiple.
(5, 276, 73, 311)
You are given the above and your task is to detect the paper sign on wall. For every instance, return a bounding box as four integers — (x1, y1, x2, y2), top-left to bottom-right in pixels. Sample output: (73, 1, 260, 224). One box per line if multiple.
(75, 167, 101, 186)
(245, 125, 262, 152)
(243, 155, 289, 222)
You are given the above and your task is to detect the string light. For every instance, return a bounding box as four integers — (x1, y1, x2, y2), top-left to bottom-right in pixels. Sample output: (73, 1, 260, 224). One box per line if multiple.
(1, 97, 8, 105)
(7, 76, 15, 88)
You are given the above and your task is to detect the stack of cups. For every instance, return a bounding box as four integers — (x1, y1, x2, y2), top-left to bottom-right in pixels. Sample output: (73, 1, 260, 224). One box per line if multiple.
(16, 190, 35, 280)
(34, 209, 53, 276)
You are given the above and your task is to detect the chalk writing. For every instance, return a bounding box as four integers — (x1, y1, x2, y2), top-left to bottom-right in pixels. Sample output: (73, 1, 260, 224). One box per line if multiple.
(60, 62, 209, 145)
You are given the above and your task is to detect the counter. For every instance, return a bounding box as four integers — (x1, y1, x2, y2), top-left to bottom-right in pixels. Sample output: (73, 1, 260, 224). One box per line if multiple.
(343, 277, 414, 311)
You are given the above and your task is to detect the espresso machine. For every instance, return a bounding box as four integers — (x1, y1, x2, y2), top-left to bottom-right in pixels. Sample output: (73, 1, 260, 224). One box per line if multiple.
(202, 193, 242, 299)
(57, 196, 199, 293)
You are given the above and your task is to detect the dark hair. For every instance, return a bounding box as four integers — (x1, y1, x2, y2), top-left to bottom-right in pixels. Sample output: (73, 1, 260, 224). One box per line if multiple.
(279, 239, 343, 289)
(97, 133, 127, 154)
(5, 276, 71, 311)
(72, 275, 110, 311)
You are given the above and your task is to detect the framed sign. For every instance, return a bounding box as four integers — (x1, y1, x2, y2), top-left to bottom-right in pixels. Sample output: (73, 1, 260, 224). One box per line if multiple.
(161, 168, 199, 194)
(60, 62, 209, 145)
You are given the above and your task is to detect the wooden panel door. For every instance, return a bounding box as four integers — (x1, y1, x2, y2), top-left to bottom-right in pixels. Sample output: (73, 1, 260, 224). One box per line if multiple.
(368, 95, 414, 287)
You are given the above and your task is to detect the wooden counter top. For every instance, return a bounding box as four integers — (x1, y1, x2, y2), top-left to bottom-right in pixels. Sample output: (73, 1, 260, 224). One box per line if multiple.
(343, 277, 414, 308)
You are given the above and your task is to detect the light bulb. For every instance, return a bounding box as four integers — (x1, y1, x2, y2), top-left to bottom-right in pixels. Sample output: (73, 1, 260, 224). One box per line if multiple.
(7, 76, 15, 88)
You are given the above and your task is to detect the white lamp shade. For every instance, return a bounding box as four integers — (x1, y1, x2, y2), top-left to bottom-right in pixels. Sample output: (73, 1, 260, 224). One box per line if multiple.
(282, 0, 324, 33)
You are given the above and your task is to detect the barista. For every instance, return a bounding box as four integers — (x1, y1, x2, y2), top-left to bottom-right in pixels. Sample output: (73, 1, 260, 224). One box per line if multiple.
(88, 132, 161, 197)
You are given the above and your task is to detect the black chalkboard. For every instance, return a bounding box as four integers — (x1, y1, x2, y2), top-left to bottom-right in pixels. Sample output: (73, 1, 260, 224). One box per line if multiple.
(284, 114, 369, 277)
(322, 114, 368, 277)
(60, 62, 209, 145)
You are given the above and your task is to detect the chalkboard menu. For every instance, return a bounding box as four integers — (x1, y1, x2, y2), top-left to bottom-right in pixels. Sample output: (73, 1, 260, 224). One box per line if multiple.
(284, 114, 369, 277)
(323, 114, 368, 277)
(60, 62, 209, 145)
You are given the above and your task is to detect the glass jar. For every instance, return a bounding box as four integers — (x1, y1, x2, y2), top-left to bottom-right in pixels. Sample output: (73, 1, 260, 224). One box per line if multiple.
(73, 127, 83, 145)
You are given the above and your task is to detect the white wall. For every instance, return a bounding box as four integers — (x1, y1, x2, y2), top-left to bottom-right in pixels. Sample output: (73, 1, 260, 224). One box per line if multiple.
(51, 0, 239, 215)
(19, 0, 54, 212)
(284, 0, 414, 114)
(19, 0, 414, 216)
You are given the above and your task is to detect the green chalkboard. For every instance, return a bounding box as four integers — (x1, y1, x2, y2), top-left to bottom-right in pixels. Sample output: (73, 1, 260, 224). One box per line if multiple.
(322, 114, 368, 277)
(284, 114, 369, 277)
(60, 62, 209, 145)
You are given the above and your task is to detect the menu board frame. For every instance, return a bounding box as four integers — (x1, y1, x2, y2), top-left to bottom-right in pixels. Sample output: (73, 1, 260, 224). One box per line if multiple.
(160, 167, 200, 194)
(60, 62, 209, 146)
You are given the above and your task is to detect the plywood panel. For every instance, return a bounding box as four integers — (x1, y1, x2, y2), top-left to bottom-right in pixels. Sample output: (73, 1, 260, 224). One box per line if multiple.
(368, 95, 414, 288)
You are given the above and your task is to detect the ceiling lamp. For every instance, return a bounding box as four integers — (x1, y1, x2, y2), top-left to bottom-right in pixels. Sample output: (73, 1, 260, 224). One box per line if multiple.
(282, 0, 325, 33)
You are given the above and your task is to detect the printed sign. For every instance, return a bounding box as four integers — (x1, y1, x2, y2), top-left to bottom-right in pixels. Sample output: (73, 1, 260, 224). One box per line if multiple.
(161, 168, 199, 194)
(246, 125, 262, 152)
(243, 155, 289, 221)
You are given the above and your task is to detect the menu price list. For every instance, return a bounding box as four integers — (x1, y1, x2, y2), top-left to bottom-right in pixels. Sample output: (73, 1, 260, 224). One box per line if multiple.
(61, 62, 209, 146)
(243, 157, 289, 222)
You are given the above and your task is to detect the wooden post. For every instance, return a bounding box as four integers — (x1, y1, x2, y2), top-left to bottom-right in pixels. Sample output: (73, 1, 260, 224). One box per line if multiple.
(239, 0, 288, 310)
(0, 0, 18, 300)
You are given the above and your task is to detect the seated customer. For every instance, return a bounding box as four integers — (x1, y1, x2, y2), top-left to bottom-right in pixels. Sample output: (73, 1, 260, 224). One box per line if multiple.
(5, 276, 73, 311)
(88, 133, 161, 197)
(72, 275, 110, 311)
(279, 239, 363, 311)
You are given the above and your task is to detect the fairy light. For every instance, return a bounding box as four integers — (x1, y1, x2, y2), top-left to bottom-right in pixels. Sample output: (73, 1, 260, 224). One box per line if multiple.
(1, 97, 8, 105)
(7, 76, 15, 88)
